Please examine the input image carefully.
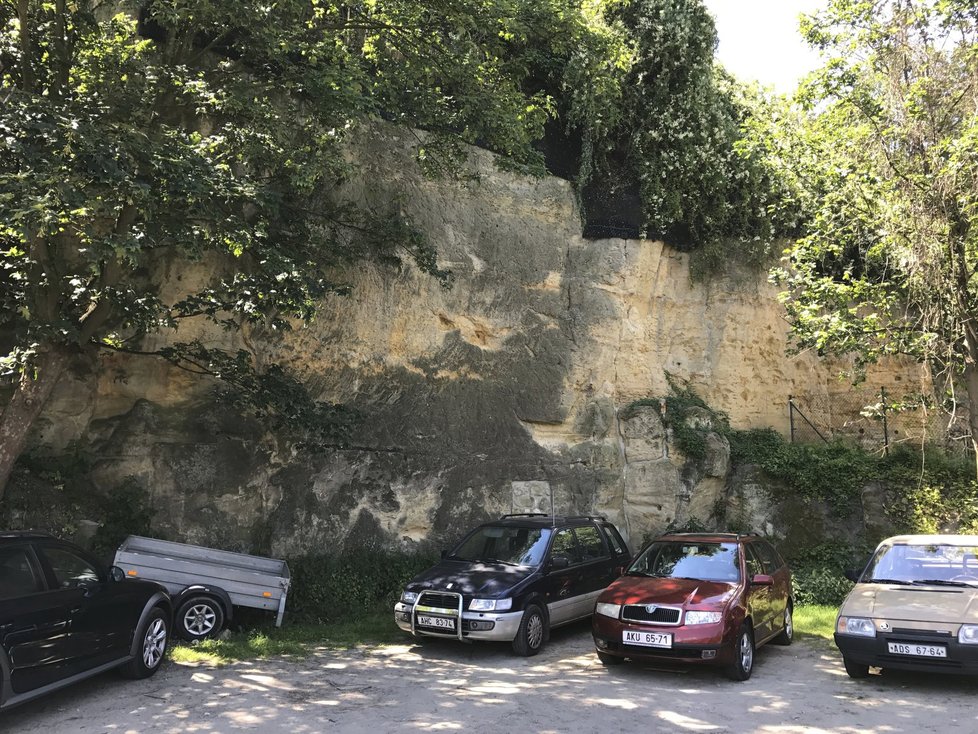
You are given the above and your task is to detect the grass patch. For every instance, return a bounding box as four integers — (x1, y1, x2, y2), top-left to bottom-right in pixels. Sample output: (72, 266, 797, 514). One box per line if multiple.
(170, 609, 404, 666)
(794, 604, 838, 641)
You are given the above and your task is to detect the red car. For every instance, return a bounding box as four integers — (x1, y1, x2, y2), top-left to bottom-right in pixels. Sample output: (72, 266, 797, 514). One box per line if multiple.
(591, 532, 793, 680)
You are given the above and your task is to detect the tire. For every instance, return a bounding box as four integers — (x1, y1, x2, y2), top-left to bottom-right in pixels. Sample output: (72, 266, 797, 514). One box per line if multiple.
(176, 595, 225, 641)
(843, 657, 870, 679)
(773, 603, 793, 646)
(597, 650, 623, 666)
(121, 607, 169, 679)
(726, 624, 755, 681)
(512, 604, 547, 657)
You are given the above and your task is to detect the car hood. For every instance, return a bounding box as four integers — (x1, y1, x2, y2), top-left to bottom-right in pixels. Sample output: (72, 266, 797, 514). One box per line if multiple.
(842, 584, 978, 623)
(599, 575, 738, 607)
(405, 560, 535, 597)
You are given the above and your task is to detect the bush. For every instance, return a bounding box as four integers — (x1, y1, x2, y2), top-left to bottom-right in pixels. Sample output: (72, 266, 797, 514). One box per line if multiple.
(786, 542, 869, 606)
(285, 550, 437, 624)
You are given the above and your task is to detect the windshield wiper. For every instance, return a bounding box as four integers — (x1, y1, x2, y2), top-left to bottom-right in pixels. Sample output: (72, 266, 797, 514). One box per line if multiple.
(912, 579, 973, 587)
(865, 578, 910, 585)
(481, 558, 518, 566)
(625, 570, 653, 577)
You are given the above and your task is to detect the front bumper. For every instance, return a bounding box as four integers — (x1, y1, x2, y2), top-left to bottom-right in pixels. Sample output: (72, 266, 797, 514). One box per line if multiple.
(394, 602, 524, 642)
(591, 614, 734, 665)
(835, 631, 978, 674)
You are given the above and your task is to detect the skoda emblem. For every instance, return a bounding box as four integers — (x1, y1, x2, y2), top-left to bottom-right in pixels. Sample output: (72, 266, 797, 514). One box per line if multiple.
(879, 621, 889, 631)
(645, 604, 658, 614)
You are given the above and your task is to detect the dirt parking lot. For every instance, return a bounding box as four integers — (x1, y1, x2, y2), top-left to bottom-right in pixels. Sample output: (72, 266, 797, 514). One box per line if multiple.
(5, 623, 978, 733)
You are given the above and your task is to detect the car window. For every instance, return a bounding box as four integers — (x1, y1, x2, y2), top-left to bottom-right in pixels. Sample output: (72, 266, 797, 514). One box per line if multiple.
(550, 528, 583, 565)
(42, 547, 101, 588)
(601, 523, 628, 556)
(744, 544, 765, 578)
(576, 526, 607, 561)
(629, 541, 740, 582)
(0, 547, 41, 599)
(451, 525, 550, 566)
(753, 541, 782, 574)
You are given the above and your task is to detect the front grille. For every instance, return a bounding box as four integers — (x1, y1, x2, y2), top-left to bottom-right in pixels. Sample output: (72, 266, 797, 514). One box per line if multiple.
(417, 591, 462, 610)
(890, 628, 952, 638)
(622, 605, 682, 625)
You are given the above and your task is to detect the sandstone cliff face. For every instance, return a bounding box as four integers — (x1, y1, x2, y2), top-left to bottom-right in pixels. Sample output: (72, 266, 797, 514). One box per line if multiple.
(25, 127, 922, 554)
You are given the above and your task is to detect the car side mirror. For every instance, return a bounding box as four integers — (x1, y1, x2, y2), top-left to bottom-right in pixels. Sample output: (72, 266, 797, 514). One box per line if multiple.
(750, 573, 774, 586)
(844, 568, 861, 583)
(550, 555, 570, 571)
(109, 565, 126, 583)
(613, 565, 626, 577)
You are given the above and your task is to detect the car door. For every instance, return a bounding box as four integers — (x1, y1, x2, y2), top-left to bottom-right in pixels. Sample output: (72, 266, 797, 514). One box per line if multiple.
(541, 527, 586, 625)
(754, 540, 791, 625)
(35, 542, 131, 675)
(0, 543, 75, 694)
(744, 543, 774, 640)
(574, 524, 615, 616)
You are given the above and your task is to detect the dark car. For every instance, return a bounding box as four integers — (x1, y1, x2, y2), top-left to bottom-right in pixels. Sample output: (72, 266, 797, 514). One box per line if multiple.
(591, 532, 793, 680)
(0, 531, 172, 711)
(394, 514, 630, 655)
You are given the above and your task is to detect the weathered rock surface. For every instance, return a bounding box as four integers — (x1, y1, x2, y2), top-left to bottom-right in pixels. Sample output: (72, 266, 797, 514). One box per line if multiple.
(17, 126, 923, 554)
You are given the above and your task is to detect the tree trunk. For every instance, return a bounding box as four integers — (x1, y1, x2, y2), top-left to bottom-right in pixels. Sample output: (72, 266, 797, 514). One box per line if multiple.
(0, 344, 72, 501)
(964, 363, 978, 481)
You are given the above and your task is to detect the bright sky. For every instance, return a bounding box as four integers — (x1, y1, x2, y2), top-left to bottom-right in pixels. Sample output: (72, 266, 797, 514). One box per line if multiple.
(703, 0, 826, 92)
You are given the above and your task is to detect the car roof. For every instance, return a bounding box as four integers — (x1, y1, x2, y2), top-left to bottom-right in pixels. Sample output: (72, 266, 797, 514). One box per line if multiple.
(0, 530, 56, 541)
(653, 532, 761, 543)
(487, 514, 608, 529)
(879, 534, 978, 547)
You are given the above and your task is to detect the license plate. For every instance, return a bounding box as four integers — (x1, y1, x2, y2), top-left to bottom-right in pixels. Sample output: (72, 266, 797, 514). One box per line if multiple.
(623, 630, 672, 648)
(417, 615, 456, 630)
(887, 642, 947, 658)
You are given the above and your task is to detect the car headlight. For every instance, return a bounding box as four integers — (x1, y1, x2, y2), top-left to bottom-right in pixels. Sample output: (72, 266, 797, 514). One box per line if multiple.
(959, 625, 978, 645)
(595, 602, 621, 619)
(837, 616, 876, 637)
(401, 591, 419, 604)
(685, 611, 722, 625)
(469, 598, 512, 612)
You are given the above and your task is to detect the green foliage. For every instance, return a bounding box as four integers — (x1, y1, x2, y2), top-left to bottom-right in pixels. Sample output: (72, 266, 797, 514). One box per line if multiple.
(90, 479, 156, 560)
(285, 550, 437, 624)
(772, 0, 978, 444)
(786, 542, 864, 606)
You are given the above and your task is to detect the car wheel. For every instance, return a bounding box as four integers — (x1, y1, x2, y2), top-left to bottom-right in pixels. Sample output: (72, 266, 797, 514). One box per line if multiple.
(773, 603, 793, 646)
(176, 595, 225, 641)
(726, 624, 755, 681)
(843, 656, 870, 679)
(596, 650, 623, 666)
(512, 604, 546, 656)
(121, 607, 169, 679)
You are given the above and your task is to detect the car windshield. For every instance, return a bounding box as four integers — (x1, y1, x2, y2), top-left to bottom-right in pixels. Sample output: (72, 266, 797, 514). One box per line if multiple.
(863, 542, 978, 585)
(628, 541, 740, 582)
(450, 526, 551, 567)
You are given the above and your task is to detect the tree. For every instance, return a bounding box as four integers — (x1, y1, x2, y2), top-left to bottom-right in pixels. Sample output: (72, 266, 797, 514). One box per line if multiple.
(0, 0, 567, 499)
(773, 0, 978, 467)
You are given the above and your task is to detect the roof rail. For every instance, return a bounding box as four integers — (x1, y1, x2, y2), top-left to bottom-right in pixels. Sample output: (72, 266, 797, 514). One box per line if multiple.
(500, 513, 549, 518)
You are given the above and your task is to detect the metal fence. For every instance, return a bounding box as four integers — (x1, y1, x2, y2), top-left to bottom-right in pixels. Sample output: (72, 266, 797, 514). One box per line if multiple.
(788, 386, 973, 456)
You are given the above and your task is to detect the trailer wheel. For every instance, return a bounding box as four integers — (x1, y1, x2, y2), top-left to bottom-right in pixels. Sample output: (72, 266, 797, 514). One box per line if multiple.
(176, 596, 225, 641)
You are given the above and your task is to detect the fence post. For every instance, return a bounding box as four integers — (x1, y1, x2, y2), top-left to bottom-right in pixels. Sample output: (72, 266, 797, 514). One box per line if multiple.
(788, 394, 795, 444)
(881, 386, 889, 455)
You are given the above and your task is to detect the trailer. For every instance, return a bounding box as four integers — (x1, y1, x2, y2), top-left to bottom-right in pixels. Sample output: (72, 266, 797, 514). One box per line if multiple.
(113, 535, 291, 641)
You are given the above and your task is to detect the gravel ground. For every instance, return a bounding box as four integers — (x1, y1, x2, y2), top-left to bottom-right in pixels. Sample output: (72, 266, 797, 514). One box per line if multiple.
(5, 623, 978, 733)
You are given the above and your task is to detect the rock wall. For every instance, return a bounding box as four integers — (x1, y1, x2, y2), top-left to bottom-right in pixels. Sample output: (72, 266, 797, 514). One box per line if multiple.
(24, 126, 925, 554)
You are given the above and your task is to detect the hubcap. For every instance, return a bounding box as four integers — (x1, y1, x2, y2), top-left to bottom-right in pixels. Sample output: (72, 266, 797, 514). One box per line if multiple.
(184, 604, 217, 636)
(142, 618, 167, 668)
(739, 632, 753, 672)
(526, 613, 544, 649)
(785, 608, 793, 639)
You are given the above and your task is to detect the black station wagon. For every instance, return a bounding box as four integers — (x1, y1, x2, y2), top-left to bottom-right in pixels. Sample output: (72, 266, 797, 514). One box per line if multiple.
(394, 514, 630, 655)
(0, 531, 172, 711)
